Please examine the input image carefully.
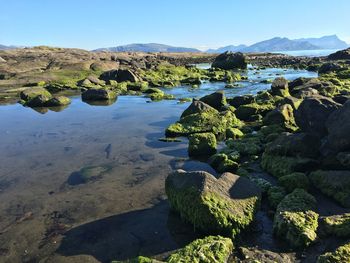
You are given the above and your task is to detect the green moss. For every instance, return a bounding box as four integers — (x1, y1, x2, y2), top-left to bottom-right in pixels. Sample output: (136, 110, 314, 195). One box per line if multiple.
(226, 136, 262, 156)
(167, 236, 233, 263)
(261, 153, 315, 178)
(309, 170, 350, 208)
(235, 102, 275, 121)
(188, 133, 217, 157)
(278, 173, 309, 193)
(111, 256, 160, 263)
(20, 87, 52, 102)
(217, 159, 239, 173)
(273, 189, 318, 249)
(165, 110, 242, 137)
(249, 177, 272, 193)
(226, 128, 244, 139)
(317, 242, 350, 263)
(268, 186, 287, 209)
(321, 213, 350, 238)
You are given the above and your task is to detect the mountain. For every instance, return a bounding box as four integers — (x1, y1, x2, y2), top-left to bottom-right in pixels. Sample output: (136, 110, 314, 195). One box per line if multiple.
(93, 43, 201, 53)
(0, 44, 19, 50)
(294, 35, 348, 49)
(207, 44, 247, 53)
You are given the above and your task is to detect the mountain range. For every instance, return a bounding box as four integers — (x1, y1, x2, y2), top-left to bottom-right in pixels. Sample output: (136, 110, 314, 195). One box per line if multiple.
(1, 35, 349, 53)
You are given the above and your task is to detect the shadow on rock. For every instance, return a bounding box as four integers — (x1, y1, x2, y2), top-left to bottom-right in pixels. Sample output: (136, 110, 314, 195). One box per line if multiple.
(56, 201, 197, 263)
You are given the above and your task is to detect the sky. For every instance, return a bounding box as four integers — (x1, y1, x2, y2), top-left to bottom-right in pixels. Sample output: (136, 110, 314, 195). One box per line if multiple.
(1, 0, 350, 50)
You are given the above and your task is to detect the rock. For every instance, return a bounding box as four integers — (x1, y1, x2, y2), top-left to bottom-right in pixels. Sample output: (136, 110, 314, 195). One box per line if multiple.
(238, 247, 294, 263)
(100, 69, 139, 82)
(199, 91, 227, 111)
(165, 109, 241, 137)
(320, 213, 350, 237)
(67, 166, 110, 185)
(295, 95, 341, 138)
(324, 100, 350, 152)
(318, 62, 342, 74)
(309, 170, 350, 208)
(226, 136, 262, 157)
(165, 170, 261, 237)
(271, 77, 290, 97)
(208, 153, 239, 173)
(235, 103, 275, 121)
(212, 51, 247, 70)
(277, 96, 302, 110)
(188, 133, 217, 157)
(81, 88, 117, 101)
(228, 95, 254, 108)
(20, 87, 52, 102)
(180, 76, 202, 85)
(273, 189, 318, 249)
(226, 127, 244, 139)
(181, 100, 216, 118)
(0, 56, 6, 63)
(278, 172, 309, 193)
(328, 47, 350, 60)
(45, 96, 71, 107)
(263, 104, 296, 130)
(317, 242, 350, 263)
(267, 186, 287, 209)
(167, 236, 233, 263)
(25, 94, 52, 107)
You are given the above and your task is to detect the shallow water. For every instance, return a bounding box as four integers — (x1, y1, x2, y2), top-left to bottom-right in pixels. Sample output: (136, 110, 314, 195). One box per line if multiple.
(0, 68, 318, 262)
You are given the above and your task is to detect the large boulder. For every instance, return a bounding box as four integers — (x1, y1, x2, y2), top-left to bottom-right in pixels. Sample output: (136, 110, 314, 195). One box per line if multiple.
(295, 95, 341, 138)
(263, 104, 296, 130)
(165, 170, 261, 238)
(188, 133, 217, 157)
(317, 242, 350, 263)
(99, 69, 139, 82)
(81, 88, 117, 101)
(318, 62, 342, 74)
(167, 236, 233, 263)
(324, 100, 350, 153)
(199, 91, 227, 111)
(309, 170, 350, 208)
(273, 189, 318, 249)
(320, 213, 350, 238)
(227, 95, 254, 108)
(212, 51, 247, 70)
(328, 48, 350, 60)
(235, 103, 275, 121)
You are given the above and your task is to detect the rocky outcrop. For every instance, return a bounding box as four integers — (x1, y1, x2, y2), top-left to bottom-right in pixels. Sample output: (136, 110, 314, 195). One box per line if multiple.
(180, 100, 215, 118)
(81, 88, 117, 101)
(212, 51, 247, 70)
(328, 48, 350, 60)
(273, 189, 319, 248)
(165, 170, 261, 238)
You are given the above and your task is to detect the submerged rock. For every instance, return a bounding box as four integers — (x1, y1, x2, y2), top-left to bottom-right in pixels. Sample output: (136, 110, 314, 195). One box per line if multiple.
(67, 166, 110, 185)
(165, 170, 261, 238)
(212, 51, 247, 70)
(188, 132, 217, 157)
(167, 236, 233, 263)
(273, 189, 319, 249)
(81, 88, 117, 101)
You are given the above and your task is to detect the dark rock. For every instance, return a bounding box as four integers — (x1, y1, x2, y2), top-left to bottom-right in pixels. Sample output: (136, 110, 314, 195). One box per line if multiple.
(271, 77, 289, 97)
(188, 133, 217, 157)
(181, 100, 216, 118)
(81, 89, 117, 101)
(318, 62, 342, 74)
(99, 69, 139, 82)
(228, 95, 254, 108)
(25, 94, 51, 107)
(212, 51, 247, 70)
(199, 91, 227, 111)
(295, 95, 341, 138)
(328, 48, 350, 60)
(20, 87, 52, 102)
(44, 96, 71, 107)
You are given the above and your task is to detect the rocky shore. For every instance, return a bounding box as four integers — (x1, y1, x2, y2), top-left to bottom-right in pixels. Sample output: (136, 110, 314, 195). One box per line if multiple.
(1, 47, 350, 262)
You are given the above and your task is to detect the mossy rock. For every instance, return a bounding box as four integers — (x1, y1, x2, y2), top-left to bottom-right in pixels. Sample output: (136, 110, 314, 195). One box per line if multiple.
(45, 96, 71, 107)
(317, 242, 350, 263)
(67, 165, 110, 185)
(320, 213, 350, 238)
(165, 110, 242, 137)
(167, 235, 233, 263)
(235, 103, 275, 121)
(188, 133, 217, 157)
(273, 189, 318, 249)
(263, 104, 297, 131)
(20, 87, 52, 102)
(249, 177, 272, 194)
(199, 91, 227, 111)
(82, 88, 117, 101)
(268, 186, 287, 209)
(226, 128, 244, 139)
(226, 136, 262, 157)
(278, 172, 309, 193)
(112, 256, 163, 263)
(271, 77, 290, 97)
(309, 170, 350, 208)
(165, 170, 261, 238)
(261, 153, 318, 178)
(24, 94, 52, 107)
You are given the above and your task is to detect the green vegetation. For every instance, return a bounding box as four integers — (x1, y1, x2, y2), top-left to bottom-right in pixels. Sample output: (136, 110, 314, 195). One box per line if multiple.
(278, 172, 309, 192)
(317, 242, 350, 263)
(321, 213, 350, 237)
(188, 133, 217, 157)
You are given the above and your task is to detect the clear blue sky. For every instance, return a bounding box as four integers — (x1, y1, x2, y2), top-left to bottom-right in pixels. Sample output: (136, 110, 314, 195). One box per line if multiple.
(1, 0, 349, 50)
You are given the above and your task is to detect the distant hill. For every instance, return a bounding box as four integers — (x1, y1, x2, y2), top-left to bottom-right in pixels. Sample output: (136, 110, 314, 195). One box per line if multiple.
(207, 44, 247, 53)
(206, 35, 349, 53)
(0, 44, 19, 50)
(93, 43, 201, 53)
(294, 35, 348, 50)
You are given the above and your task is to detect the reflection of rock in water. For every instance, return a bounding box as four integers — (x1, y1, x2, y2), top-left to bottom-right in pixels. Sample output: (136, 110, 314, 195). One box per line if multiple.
(30, 107, 49, 114)
(82, 98, 118, 106)
(66, 165, 111, 186)
(49, 105, 69, 112)
(56, 201, 197, 262)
